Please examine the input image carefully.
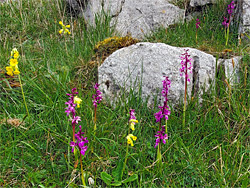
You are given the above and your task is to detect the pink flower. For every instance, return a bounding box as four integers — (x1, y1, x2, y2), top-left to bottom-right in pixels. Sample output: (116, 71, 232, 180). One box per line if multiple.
(180, 49, 192, 82)
(227, 1, 235, 15)
(154, 77, 171, 123)
(222, 17, 229, 28)
(92, 83, 103, 107)
(195, 18, 200, 29)
(70, 125, 88, 156)
(155, 126, 168, 148)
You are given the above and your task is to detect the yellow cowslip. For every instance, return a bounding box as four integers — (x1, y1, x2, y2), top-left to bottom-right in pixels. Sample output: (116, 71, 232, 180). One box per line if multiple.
(74, 96, 82, 108)
(6, 57, 20, 76)
(6, 66, 13, 76)
(13, 68, 20, 75)
(126, 134, 137, 146)
(10, 58, 18, 67)
(11, 48, 19, 59)
(129, 119, 138, 131)
(59, 21, 71, 35)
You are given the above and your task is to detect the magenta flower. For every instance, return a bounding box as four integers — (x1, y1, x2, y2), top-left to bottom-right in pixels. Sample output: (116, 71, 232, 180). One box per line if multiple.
(227, 1, 235, 15)
(65, 88, 82, 141)
(180, 49, 192, 82)
(65, 88, 81, 124)
(155, 126, 168, 148)
(72, 116, 81, 124)
(195, 18, 200, 29)
(65, 88, 78, 117)
(129, 109, 136, 120)
(154, 76, 171, 123)
(222, 17, 229, 28)
(70, 125, 88, 156)
(154, 106, 170, 123)
(92, 83, 103, 107)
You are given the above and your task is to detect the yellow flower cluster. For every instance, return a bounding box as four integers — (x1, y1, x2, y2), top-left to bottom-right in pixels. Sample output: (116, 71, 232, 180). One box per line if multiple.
(129, 119, 138, 131)
(6, 48, 20, 76)
(74, 96, 82, 108)
(126, 134, 137, 147)
(59, 21, 71, 35)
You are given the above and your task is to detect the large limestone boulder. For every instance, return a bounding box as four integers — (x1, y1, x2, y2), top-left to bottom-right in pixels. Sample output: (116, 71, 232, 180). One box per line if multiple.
(68, 0, 185, 38)
(98, 42, 240, 106)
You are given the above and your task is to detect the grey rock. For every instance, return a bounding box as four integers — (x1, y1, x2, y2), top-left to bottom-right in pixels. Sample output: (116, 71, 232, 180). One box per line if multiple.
(112, 0, 185, 38)
(98, 42, 215, 106)
(243, 0, 250, 33)
(218, 56, 241, 84)
(77, 0, 185, 38)
(98, 42, 241, 107)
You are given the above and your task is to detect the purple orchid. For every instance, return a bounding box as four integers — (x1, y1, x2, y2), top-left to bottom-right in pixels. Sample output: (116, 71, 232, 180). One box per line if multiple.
(195, 18, 200, 29)
(92, 83, 103, 107)
(180, 49, 192, 82)
(65, 88, 82, 141)
(227, 1, 235, 15)
(154, 76, 171, 123)
(129, 109, 137, 120)
(222, 17, 229, 28)
(65, 88, 78, 117)
(154, 106, 170, 123)
(70, 125, 88, 156)
(155, 126, 168, 148)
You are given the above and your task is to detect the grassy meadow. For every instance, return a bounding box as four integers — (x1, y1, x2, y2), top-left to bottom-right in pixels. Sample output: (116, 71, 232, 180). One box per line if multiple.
(0, 0, 249, 187)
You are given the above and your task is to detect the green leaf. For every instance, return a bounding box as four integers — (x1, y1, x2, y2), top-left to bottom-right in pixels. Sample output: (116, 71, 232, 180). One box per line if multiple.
(100, 172, 112, 185)
(110, 181, 122, 186)
(122, 174, 138, 183)
(112, 160, 124, 181)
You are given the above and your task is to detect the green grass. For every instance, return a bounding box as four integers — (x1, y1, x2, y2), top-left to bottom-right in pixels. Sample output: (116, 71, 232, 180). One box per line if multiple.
(0, 0, 249, 187)
(145, 0, 240, 55)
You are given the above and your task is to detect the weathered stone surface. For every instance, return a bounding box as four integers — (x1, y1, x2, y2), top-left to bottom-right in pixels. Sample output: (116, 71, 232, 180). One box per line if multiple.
(190, 0, 217, 7)
(218, 56, 241, 84)
(98, 42, 216, 106)
(243, 0, 250, 33)
(78, 0, 185, 38)
(98, 42, 241, 106)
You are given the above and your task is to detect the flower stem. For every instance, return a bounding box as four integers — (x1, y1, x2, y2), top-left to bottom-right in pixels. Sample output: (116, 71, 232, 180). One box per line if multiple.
(182, 64, 188, 130)
(157, 143, 162, 170)
(94, 106, 97, 131)
(196, 29, 198, 44)
(18, 75, 29, 117)
(121, 143, 129, 180)
(165, 119, 168, 144)
(72, 123, 76, 142)
(80, 154, 86, 187)
(225, 18, 231, 46)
